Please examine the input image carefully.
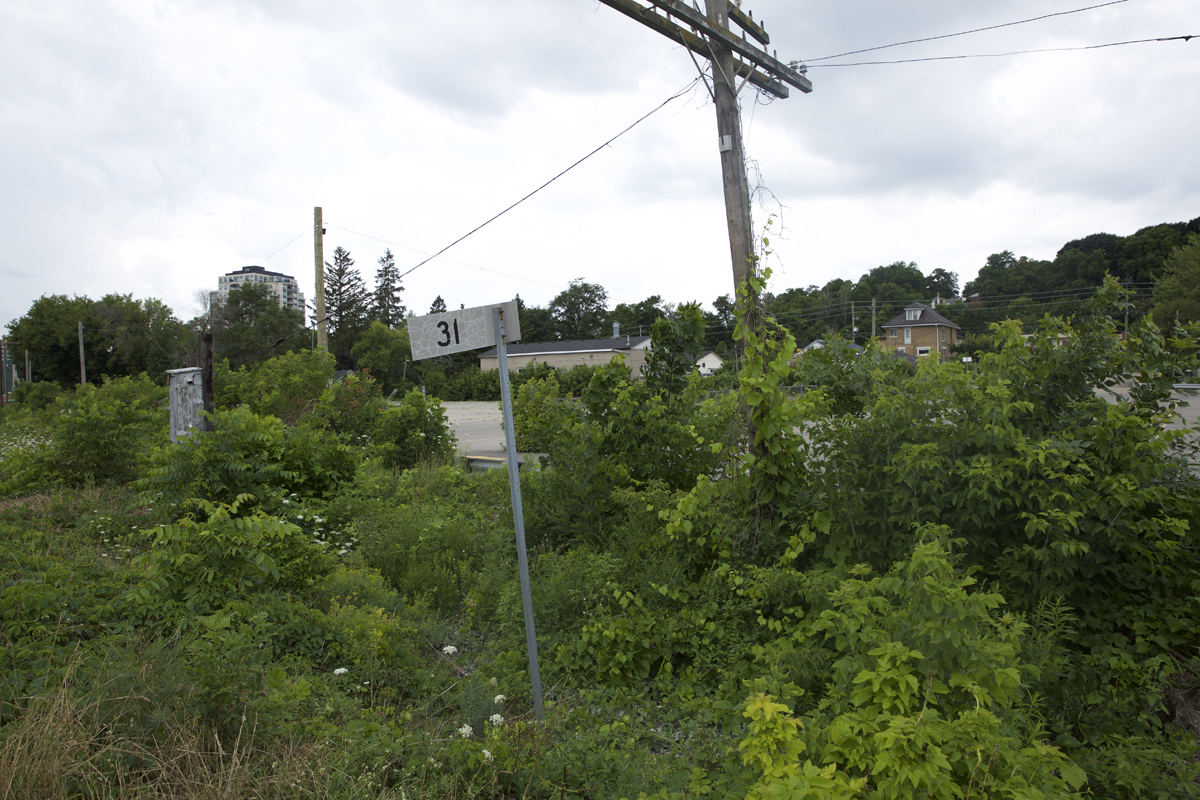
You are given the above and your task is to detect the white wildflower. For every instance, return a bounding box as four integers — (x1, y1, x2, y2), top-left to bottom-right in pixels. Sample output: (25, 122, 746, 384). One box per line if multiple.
(493, 694, 506, 705)
(457, 724, 473, 738)
(489, 713, 504, 725)
(442, 645, 458, 656)
(339, 549, 348, 555)
(333, 667, 348, 676)
(482, 749, 493, 763)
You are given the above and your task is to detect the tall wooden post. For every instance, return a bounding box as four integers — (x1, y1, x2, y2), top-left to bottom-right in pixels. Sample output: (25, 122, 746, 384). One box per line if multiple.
(197, 332, 215, 431)
(77, 321, 87, 386)
(705, 0, 757, 321)
(314, 206, 328, 352)
(595, 0, 810, 332)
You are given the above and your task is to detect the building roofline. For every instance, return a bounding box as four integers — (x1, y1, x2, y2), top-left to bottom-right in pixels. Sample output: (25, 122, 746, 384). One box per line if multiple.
(480, 335, 651, 358)
(881, 301, 961, 330)
(223, 265, 295, 280)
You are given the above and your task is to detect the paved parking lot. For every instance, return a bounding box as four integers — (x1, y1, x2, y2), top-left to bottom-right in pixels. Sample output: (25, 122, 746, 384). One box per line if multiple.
(442, 401, 506, 458)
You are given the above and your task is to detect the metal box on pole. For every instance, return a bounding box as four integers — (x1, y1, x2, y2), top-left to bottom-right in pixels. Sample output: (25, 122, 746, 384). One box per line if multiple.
(166, 367, 205, 443)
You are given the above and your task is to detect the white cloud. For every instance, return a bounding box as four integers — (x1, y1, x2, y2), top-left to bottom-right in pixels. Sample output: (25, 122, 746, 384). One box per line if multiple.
(2, 0, 1198, 336)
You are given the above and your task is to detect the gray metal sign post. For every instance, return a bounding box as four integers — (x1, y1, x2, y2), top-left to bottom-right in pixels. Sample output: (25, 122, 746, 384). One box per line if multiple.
(492, 306, 544, 721)
(408, 301, 542, 721)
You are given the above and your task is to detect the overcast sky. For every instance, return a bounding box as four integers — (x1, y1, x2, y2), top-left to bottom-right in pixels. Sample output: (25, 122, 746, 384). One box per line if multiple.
(2, 0, 1198, 331)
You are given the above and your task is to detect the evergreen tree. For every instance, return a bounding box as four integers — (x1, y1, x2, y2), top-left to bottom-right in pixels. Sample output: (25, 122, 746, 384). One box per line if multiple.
(429, 296, 448, 314)
(322, 246, 370, 369)
(372, 248, 406, 328)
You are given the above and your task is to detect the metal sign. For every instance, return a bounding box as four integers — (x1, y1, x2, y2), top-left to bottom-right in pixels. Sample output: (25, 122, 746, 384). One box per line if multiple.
(409, 301, 544, 720)
(409, 301, 521, 361)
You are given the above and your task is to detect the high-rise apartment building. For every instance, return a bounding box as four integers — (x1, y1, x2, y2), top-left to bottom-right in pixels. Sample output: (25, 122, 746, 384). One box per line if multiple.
(211, 266, 305, 313)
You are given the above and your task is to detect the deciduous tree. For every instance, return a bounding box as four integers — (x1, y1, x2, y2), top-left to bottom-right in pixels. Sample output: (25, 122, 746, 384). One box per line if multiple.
(550, 279, 608, 340)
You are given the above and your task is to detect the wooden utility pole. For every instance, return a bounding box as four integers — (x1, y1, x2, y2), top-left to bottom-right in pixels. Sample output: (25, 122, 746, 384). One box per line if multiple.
(314, 206, 328, 351)
(77, 321, 87, 386)
(706, 0, 755, 312)
(872, 298, 877, 340)
(197, 332, 215, 431)
(596, 0, 811, 327)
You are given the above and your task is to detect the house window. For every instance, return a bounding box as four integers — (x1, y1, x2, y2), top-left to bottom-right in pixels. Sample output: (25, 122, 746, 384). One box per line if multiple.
(904, 328, 912, 344)
(888, 328, 897, 338)
(906, 309, 920, 321)
(896, 347, 906, 353)
(917, 347, 931, 356)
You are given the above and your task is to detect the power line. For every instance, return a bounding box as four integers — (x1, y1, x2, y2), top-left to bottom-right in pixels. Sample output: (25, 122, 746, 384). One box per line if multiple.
(810, 35, 1193, 69)
(395, 77, 704, 283)
(327, 226, 566, 291)
(259, 228, 310, 264)
(806, 0, 1132, 63)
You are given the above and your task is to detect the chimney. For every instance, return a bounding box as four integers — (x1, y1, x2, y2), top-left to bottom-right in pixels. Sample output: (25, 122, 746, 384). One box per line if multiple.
(613, 322, 620, 338)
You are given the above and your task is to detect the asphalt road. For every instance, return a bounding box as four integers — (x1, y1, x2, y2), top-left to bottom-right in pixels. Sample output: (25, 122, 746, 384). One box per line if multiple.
(442, 401, 506, 458)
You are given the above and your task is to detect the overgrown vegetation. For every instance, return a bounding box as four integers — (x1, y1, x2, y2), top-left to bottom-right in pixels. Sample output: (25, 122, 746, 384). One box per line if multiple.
(1, 275, 1198, 798)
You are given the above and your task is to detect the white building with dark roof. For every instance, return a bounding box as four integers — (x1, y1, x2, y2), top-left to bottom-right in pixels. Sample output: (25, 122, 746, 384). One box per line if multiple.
(210, 266, 305, 313)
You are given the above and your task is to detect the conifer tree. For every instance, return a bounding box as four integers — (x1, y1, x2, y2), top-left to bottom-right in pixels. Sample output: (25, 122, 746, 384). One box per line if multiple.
(372, 248, 407, 328)
(429, 295, 448, 314)
(322, 246, 370, 368)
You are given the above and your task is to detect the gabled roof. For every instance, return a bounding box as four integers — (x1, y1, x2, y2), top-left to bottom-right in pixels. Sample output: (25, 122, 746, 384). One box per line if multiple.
(799, 338, 863, 354)
(882, 302, 960, 330)
(480, 335, 651, 358)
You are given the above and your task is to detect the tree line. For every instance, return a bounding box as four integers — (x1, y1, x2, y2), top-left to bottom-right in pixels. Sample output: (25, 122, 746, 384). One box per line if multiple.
(6, 215, 1199, 392)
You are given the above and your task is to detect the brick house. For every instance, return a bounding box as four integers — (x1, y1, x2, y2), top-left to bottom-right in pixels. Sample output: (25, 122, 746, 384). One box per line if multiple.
(880, 302, 961, 359)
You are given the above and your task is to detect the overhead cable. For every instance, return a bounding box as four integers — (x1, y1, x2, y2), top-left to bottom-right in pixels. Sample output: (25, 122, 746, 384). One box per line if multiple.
(807, 0, 1132, 63)
(395, 76, 704, 282)
(810, 35, 1193, 68)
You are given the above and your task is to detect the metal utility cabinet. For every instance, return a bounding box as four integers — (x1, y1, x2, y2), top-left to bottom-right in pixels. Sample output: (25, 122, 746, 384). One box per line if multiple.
(166, 367, 205, 443)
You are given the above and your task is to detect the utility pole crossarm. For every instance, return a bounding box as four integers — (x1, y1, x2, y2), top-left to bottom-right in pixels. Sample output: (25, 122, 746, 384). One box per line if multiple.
(599, 0, 790, 97)
(639, 0, 812, 93)
(727, 4, 769, 46)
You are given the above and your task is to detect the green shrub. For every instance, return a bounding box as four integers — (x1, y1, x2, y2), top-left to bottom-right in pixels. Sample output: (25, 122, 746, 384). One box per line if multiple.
(313, 566, 406, 615)
(137, 406, 355, 513)
(743, 534, 1087, 799)
(372, 389, 456, 470)
(310, 371, 387, 442)
(215, 349, 336, 422)
(13, 381, 61, 409)
(556, 364, 600, 397)
(443, 366, 501, 401)
(2, 375, 166, 492)
(509, 374, 577, 453)
(355, 504, 476, 614)
(325, 600, 428, 700)
(125, 498, 334, 618)
(279, 422, 358, 498)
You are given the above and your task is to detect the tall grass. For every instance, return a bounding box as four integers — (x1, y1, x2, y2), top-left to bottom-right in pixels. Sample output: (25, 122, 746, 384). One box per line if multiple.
(0, 683, 396, 799)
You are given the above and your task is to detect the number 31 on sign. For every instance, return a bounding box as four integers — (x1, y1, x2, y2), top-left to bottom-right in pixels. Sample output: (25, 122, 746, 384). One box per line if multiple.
(408, 301, 521, 361)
